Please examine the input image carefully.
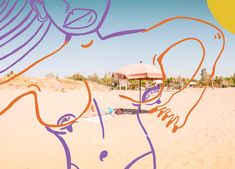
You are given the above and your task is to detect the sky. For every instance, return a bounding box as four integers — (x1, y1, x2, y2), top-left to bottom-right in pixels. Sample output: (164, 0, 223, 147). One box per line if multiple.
(0, 0, 234, 79)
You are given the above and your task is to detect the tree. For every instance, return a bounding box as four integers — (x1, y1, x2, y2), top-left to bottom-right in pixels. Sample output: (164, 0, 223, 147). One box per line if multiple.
(70, 73, 86, 81)
(88, 73, 100, 83)
(100, 73, 112, 86)
(45, 73, 56, 78)
(214, 76, 223, 87)
(232, 73, 235, 87)
(5, 70, 14, 77)
(200, 68, 210, 86)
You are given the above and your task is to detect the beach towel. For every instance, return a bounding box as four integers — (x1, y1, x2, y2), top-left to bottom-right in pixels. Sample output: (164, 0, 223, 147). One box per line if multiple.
(115, 108, 125, 115)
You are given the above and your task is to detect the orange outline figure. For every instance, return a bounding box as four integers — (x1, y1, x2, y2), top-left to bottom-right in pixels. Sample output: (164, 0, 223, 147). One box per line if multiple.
(119, 16, 225, 133)
(0, 16, 225, 132)
(0, 41, 92, 128)
(0, 42, 67, 85)
(0, 81, 91, 128)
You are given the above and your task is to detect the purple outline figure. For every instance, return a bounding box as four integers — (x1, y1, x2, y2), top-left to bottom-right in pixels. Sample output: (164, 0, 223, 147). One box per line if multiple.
(0, 1, 225, 168)
(46, 88, 160, 169)
(41, 0, 144, 41)
(1, 4, 159, 168)
(46, 98, 108, 169)
(0, 0, 51, 74)
(46, 113, 80, 169)
(125, 86, 160, 169)
(0, 0, 144, 75)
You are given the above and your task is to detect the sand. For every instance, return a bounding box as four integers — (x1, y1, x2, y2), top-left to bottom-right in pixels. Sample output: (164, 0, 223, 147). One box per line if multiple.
(0, 87, 234, 169)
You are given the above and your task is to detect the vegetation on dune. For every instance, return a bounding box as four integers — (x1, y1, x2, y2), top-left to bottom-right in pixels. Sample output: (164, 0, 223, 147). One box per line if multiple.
(68, 68, 235, 90)
(1, 68, 234, 91)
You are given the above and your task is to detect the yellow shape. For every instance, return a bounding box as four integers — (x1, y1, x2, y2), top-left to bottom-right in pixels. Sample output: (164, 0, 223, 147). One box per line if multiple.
(207, 0, 235, 34)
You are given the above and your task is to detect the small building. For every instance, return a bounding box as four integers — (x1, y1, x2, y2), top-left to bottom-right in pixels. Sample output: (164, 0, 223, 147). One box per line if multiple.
(119, 79, 130, 90)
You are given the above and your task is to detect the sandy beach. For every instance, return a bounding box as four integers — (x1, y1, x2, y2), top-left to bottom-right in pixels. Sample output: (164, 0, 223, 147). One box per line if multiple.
(0, 0, 234, 168)
(0, 87, 234, 169)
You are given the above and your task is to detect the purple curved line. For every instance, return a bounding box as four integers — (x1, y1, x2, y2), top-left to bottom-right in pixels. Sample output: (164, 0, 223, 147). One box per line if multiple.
(96, 0, 110, 31)
(136, 104, 148, 135)
(0, 21, 51, 74)
(125, 151, 152, 169)
(100, 150, 108, 161)
(56, 135, 72, 169)
(41, 1, 69, 35)
(29, 0, 48, 22)
(57, 113, 76, 125)
(41, 0, 110, 37)
(142, 86, 160, 102)
(93, 98, 105, 139)
(0, 0, 28, 31)
(146, 135, 157, 169)
(0, 0, 17, 23)
(143, 86, 161, 106)
(0, 0, 6, 8)
(0, 10, 33, 40)
(97, 29, 144, 40)
(46, 127, 75, 169)
(64, 12, 98, 30)
(71, 163, 79, 169)
(0, 16, 37, 48)
(127, 100, 157, 168)
(0, 0, 9, 16)
(146, 100, 161, 106)
(0, 21, 44, 61)
(63, 8, 98, 30)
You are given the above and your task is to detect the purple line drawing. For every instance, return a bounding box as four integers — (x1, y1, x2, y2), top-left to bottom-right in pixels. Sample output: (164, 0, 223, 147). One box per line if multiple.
(0, 0, 17, 23)
(0, 1, 225, 168)
(93, 98, 105, 139)
(46, 98, 109, 168)
(0, 9, 34, 41)
(125, 86, 160, 169)
(0, 2, 147, 167)
(0, 21, 44, 60)
(93, 98, 109, 162)
(100, 150, 108, 162)
(0, 21, 51, 73)
(45, 87, 160, 168)
(0, 0, 144, 75)
(46, 113, 80, 169)
(0, 0, 28, 31)
(0, 0, 9, 16)
(0, 15, 37, 47)
(0, 0, 7, 8)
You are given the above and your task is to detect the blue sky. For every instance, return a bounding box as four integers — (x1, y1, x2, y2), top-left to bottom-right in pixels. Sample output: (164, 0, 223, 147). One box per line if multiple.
(0, 0, 234, 78)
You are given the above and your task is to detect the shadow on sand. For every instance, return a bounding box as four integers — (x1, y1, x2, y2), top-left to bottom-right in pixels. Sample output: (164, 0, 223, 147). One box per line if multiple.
(115, 108, 148, 115)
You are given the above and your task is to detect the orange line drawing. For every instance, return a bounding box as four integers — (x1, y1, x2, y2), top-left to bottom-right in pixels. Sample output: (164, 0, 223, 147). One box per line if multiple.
(0, 16, 225, 132)
(0, 41, 92, 128)
(0, 42, 67, 85)
(152, 54, 157, 65)
(28, 84, 41, 92)
(0, 80, 92, 128)
(120, 16, 225, 104)
(119, 38, 206, 104)
(119, 16, 225, 133)
(81, 40, 94, 48)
